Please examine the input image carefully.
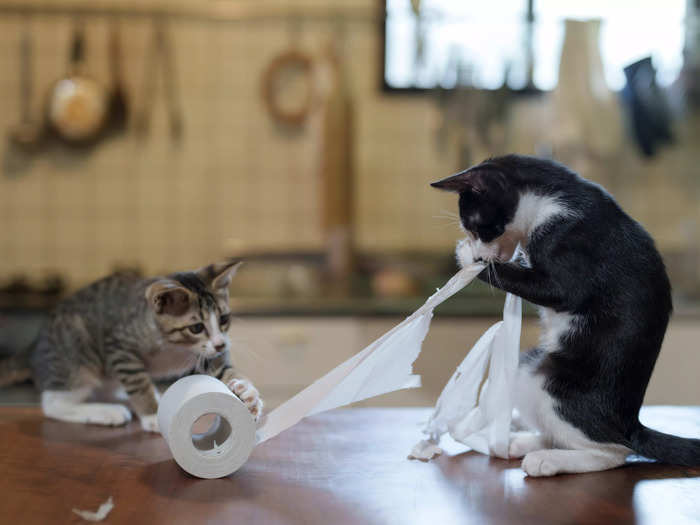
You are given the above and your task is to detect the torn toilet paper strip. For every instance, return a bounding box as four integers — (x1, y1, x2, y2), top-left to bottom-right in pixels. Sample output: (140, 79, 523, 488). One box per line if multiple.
(256, 263, 485, 443)
(416, 291, 522, 460)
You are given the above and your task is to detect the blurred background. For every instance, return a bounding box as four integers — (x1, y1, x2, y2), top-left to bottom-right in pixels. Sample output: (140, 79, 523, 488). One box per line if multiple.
(0, 0, 698, 409)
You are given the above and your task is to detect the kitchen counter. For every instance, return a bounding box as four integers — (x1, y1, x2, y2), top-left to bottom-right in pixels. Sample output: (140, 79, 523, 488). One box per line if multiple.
(0, 406, 699, 524)
(229, 294, 526, 317)
(4, 293, 700, 319)
(0, 294, 520, 320)
(230, 296, 700, 318)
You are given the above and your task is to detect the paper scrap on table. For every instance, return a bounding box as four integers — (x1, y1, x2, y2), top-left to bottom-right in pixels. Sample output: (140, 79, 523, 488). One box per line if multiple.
(256, 263, 486, 443)
(411, 291, 522, 460)
(72, 496, 114, 522)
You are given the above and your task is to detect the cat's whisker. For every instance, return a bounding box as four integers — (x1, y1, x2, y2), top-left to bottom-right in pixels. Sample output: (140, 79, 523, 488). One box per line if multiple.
(487, 262, 497, 294)
(177, 351, 195, 372)
(195, 352, 206, 373)
(228, 343, 266, 371)
(489, 260, 504, 293)
(434, 221, 463, 230)
(432, 214, 462, 224)
(486, 261, 493, 290)
(439, 209, 460, 219)
(228, 325, 266, 364)
(432, 214, 463, 232)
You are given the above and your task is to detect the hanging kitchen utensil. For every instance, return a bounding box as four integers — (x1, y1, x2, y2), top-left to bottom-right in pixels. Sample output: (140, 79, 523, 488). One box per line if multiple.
(135, 17, 183, 142)
(262, 51, 314, 126)
(314, 31, 355, 293)
(621, 57, 674, 157)
(3, 16, 42, 177)
(157, 19, 183, 141)
(410, 0, 425, 85)
(261, 16, 314, 127)
(105, 20, 128, 134)
(9, 17, 43, 150)
(46, 20, 109, 145)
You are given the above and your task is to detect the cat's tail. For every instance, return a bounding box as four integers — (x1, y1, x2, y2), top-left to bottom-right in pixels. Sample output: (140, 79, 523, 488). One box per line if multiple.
(630, 424, 700, 466)
(0, 346, 32, 387)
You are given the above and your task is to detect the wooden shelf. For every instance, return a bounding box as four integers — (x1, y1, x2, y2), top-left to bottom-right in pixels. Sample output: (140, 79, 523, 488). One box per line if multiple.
(0, 0, 380, 23)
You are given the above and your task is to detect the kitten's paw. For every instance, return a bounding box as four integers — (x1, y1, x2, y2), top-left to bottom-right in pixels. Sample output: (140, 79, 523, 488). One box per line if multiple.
(509, 432, 546, 459)
(85, 404, 132, 427)
(227, 378, 263, 420)
(140, 414, 160, 433)
(522, 450, 559, 477)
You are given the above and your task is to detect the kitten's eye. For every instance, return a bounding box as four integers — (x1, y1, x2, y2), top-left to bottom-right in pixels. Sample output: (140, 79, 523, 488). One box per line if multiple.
(219, 313, 231, 327)
(188, 323, 205, 335)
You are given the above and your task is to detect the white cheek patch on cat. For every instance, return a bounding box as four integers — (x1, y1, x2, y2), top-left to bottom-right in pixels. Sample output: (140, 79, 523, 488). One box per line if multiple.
(158, 262, 497, 478)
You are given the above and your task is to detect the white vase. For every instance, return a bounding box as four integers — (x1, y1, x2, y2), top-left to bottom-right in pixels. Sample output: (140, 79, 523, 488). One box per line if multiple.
(551, 19, 624, 158)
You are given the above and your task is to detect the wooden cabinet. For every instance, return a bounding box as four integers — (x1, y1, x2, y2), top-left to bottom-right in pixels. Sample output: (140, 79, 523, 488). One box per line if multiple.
(229, 318, 364, 406)
(231, 316, 700, 410)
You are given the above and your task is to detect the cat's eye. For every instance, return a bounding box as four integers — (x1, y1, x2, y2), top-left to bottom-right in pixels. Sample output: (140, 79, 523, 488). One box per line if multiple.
(188, 323, 205, 335)
(219, 313, 231, 327)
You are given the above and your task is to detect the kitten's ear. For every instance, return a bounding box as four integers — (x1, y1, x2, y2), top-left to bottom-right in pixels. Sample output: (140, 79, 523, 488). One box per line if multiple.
(196, 259, 244, 291)
(431, 166, 504, 194)
(145, 280, 192, 316)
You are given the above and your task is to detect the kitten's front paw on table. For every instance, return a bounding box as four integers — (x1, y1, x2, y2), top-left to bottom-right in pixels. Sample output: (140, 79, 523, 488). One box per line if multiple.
(85, 404, 132, 426)
(227, 378, 263, 421)
(140, 414, 160, 433)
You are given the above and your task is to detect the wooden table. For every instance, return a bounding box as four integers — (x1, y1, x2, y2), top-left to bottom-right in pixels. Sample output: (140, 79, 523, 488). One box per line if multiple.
(0, 406, 698, 524)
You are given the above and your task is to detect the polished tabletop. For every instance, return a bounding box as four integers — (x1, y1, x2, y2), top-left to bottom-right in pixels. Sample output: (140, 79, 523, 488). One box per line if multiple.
(0, 406, 698, 524)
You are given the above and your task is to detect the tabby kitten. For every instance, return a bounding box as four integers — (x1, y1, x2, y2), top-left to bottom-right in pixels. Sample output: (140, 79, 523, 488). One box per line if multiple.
(432, 154, 699, 476)
(0, 260, 262, 432)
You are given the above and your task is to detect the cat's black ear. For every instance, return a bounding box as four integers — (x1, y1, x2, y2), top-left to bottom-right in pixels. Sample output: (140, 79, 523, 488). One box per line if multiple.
(145, 281, 192, 316)
(196, 259, 243, 291)
(431, 166, 503, 194)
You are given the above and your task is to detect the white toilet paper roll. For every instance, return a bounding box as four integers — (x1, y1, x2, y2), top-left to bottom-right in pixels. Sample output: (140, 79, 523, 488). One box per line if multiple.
(157, 375, 256, 479)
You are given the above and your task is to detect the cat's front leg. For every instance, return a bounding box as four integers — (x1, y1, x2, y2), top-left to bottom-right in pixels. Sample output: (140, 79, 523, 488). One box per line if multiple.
(521, 448, 628, 476)
(128, 384, 160, 432)
(109, 353, 160, 432)
(205, 355, 263, 421)
(478, 262, 565, 309)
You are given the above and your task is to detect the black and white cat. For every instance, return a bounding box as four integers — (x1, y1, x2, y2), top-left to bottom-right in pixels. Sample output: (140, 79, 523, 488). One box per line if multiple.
(432, 154, 699, 476)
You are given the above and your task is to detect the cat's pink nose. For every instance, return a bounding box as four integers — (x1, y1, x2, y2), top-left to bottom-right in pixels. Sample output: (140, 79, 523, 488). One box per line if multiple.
(215, 342, 226, 351)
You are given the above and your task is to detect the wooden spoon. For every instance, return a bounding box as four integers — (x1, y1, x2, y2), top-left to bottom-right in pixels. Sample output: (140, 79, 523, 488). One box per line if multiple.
(106, 20, 128, 133)
(8, 19, 43, 150)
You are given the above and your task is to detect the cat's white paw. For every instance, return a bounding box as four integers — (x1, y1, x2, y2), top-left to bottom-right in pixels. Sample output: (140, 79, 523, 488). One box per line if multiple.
(140, 414, 160, 433)
(85, 404, 132, 427)
(509, 432, 546, 459)
(227, 378, 263, 420)
(522, 450, 559, 477)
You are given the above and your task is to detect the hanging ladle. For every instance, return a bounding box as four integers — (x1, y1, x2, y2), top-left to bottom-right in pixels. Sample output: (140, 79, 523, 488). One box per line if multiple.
(9, 17, 43, 150)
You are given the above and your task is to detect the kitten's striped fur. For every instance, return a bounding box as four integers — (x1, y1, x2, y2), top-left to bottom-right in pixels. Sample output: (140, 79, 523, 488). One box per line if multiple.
(2, 260, 262, 431)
